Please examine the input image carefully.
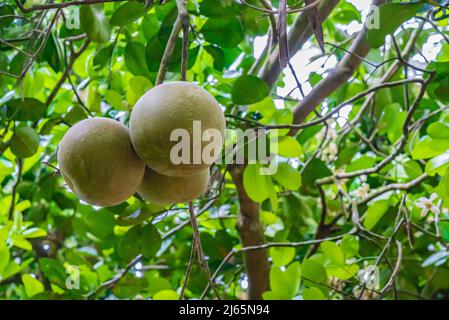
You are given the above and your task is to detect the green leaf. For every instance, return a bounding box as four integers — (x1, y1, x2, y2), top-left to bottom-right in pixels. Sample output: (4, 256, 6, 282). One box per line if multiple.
(9, 52, 25, 76)
(118, 225, 141, 262)
(267, 174, 278, 212)
(232, 75, 269, 105)
(377, 103, 405, 143)
(0, 4, 14, 28)
(104, 90, 124, 110)
(147, 274, 171, 296)
(301, 259, 328, 295)
(12, 235, 32, 251)
(127, 76, 152, 106)
(271, 136, 303, 158)
(262, 290, 291, 300)
(363, 200, 389, 230)
(366, 3, 423, 48)
(243, 163, 270, 202)
(247, 97, 276, 123)
(201, 17, 244, 48)
(412, 136, 449, 160)
(141, 223, 161, 259)
(204, 45, 226, 71)
(22, 227, 47, 239)
(320, 241, 344, 265)
(93, 45, 113, 70)
(22, 274, 44, 298)
(270, 247, 295, 266)
(153, 289, 179, 300)
(273, 162, 301, 190)
(0, 227, 7, 250)
(110, 1, 147, 26)
(41, 33, 62, 73)
(84, 209, 115, 238)
(427, 122, 449, 139)
(9, 127, 40, 159)
(87, 85, 101, 113)
(125, 42, 150, 77)
(112, 274, 148, 298)
(341, 235, 359, 259)
(269, 262, 301, 299)
(142, 14, 160, 41)
(301, 159, 332, 196)
(437, 44, 449, 62)
(80, 4, 111, 43)
(6, 98, 46, 122)
(39, 258, 67, 288)
(346, 154, 376, 173)
(200, 0, 239, 17)
(303, 286, 326, 300)
(402, 160, 423, 180)
(64, 105, 88, 126)
(426, 151, 449, 176)
(0, 246, 10, 275)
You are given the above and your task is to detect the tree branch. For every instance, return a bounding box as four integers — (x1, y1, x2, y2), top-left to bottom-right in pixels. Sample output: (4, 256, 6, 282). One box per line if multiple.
(290, 0, 386, 133)
(260, 0, 340, 88)
(155, 0, 189, 85)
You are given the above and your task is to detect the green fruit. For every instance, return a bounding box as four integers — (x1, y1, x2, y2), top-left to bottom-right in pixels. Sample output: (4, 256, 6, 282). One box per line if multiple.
(138, 167, 210, 205)
(57, 117, 145, 207)
(129, 81, 226, 177)
(9, 127, 40, 158)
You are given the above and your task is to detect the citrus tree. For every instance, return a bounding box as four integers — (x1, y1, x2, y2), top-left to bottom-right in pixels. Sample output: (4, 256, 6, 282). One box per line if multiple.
(1, 0, 449, 300)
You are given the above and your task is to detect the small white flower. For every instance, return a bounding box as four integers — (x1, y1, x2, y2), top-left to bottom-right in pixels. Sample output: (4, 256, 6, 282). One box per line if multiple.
(416, 193, 440, 217)
(322, 143, 338, 162)
(353, 183, 370, 198)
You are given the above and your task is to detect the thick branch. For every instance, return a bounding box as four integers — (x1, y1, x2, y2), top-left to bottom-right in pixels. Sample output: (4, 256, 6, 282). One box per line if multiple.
(230, 0, 341, 300)
(229, 165, 269, 300)
(290, 0, 386, 131)
(260, 0, 340, 88)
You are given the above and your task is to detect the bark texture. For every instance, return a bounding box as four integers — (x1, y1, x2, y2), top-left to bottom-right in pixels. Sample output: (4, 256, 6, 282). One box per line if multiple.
(230, 165, 269, 299)
(231, 0, 342, 300)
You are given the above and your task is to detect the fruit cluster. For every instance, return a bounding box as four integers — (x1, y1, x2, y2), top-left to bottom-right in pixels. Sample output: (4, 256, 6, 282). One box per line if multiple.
(57, 82, 226, 207)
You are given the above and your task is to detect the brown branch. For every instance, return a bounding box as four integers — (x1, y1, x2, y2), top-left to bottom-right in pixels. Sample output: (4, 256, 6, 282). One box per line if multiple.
(179, 236, 196, 300)
(317, 75, 433, 186)
(262, 78, 424, 131)
(200, 232, 353, 298)
(228, 165, 269, 300)
(260, 0, 340, 88)
(155, 0, 188, 85)
(358, 174, 428, 206)
(337, 20, 425, 138)
(289, 0, 386, 133)
(278, 0, 288, 69)
(226, 0, 340, 300)
(8, 159, 23, 220)
(46, 40, 91, 107)
(15, 0, 126, 13)
(188, 202, 221, 300)
(86, 254, 142, 299)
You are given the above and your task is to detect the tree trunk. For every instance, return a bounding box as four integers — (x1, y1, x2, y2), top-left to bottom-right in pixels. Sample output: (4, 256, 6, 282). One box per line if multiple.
(229, 165, 269, 299)
(230, 0, 342, 299)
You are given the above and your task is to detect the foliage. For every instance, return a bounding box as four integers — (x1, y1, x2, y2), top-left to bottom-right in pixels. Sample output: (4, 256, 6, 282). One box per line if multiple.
(0, 0, 449, 301)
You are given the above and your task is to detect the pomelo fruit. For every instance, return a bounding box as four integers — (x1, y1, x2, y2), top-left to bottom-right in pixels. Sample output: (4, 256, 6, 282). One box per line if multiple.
(57, 117, 145, 207)
(138, 167, 210, 205)
(130, 81, 226, 177)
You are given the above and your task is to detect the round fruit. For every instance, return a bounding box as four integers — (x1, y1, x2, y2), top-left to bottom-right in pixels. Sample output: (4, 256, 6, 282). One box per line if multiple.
(130, 81, 226, 177)
(138, 167, 210, 205)
(57, 117, 145, 207)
